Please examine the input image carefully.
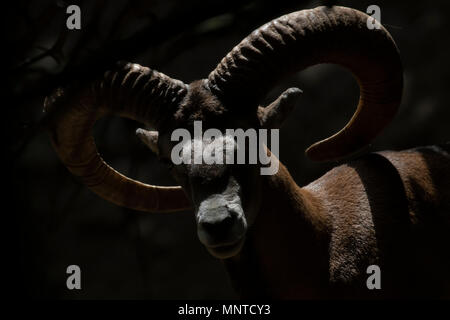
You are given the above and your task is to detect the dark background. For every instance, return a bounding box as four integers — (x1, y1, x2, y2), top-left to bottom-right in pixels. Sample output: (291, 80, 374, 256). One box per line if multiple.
(8, 0, 450, 299)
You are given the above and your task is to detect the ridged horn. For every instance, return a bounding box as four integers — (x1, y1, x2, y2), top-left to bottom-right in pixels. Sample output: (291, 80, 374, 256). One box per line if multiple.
(207, 6, 403, 161)
(44, 61, 191, 212)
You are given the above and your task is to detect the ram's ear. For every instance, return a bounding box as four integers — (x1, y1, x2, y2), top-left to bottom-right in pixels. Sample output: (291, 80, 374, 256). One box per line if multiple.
(257, 87, 302, 129)
(136, 128, 159, 155)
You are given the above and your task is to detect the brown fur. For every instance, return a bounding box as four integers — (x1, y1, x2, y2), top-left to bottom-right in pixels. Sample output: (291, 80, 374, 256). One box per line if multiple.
(225, 145, 450, 299)
(175, 80, 226, 123)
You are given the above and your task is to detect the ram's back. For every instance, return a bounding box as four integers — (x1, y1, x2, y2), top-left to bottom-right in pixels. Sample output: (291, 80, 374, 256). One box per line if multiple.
(379, 143, 450, 223)
(304, 143, 450, 297)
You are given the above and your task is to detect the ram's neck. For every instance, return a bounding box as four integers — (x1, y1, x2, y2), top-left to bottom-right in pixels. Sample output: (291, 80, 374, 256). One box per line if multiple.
(261, 162, 330, 235)
(224, 162, 332, 298)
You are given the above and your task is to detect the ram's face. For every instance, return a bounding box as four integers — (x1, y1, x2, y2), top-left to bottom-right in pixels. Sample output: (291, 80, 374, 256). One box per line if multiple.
(156, 121, 263, 259)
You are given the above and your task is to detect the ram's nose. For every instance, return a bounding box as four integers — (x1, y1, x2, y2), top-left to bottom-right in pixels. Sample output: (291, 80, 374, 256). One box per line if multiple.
(199, 207, 234, 237)
(197, 207, 245, 247)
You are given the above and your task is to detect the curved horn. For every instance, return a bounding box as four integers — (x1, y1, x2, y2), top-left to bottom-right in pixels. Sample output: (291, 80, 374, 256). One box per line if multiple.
(207, 6, 403, 161)
(44, 61, 191, 212)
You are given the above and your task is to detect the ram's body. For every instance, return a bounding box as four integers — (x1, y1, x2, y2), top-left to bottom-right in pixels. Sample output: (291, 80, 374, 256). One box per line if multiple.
(225, 145, 450, 298)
